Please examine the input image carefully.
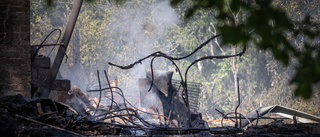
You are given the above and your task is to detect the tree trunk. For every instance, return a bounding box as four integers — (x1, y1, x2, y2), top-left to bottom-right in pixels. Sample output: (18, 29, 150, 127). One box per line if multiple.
(232, 47, 238, 110)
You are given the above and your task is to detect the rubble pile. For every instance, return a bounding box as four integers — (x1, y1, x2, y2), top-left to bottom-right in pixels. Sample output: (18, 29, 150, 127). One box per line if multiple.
(1, 71, 320, 136)
(0, 68, 213, 136)
(0, 94, 126, 136)
(0, 95, 81, 136)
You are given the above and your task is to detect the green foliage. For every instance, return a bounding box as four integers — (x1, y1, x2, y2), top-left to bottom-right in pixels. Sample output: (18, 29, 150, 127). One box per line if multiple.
(170, 0, 320, 99)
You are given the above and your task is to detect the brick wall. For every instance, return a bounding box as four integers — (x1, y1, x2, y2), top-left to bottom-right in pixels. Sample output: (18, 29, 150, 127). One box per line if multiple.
(0, 0, 31, 97)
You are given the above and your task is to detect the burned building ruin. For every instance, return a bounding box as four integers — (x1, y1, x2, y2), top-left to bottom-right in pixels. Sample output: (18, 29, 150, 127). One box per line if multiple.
(1, 0, 320, 136)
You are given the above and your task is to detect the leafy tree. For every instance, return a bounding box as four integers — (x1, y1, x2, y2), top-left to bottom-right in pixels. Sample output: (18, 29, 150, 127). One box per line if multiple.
(169, 0, 320, 99)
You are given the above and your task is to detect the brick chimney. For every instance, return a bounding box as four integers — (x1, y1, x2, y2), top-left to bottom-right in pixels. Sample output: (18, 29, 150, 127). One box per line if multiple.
(0, 0, 31, 97)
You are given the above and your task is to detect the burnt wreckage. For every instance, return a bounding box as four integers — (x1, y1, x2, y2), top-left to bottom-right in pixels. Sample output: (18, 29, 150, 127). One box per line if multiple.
(2, 0, 320, 136)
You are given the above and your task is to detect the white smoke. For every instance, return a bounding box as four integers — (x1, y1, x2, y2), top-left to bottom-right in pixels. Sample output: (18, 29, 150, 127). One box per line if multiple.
(103, 0, 178, 105)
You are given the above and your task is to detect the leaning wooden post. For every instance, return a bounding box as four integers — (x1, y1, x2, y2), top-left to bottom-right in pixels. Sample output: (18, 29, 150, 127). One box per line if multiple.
(33, 0, 83, 98)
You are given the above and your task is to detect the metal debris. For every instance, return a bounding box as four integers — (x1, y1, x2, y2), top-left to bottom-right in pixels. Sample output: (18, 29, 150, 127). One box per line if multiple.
(241, 105, 320, 128)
